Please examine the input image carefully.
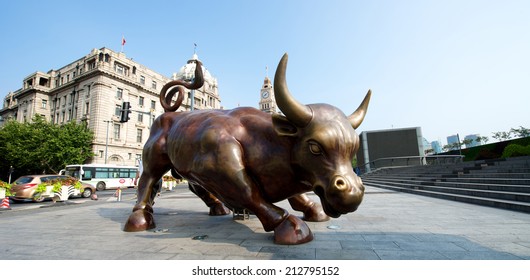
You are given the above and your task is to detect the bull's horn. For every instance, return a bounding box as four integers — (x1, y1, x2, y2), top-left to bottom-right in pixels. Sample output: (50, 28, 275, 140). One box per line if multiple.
(349, 89, 371, 129)
(274, 53, 313, 127)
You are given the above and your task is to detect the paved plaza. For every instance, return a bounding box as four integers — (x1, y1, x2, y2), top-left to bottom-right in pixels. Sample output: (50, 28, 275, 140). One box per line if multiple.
(1, 185, 530, 260)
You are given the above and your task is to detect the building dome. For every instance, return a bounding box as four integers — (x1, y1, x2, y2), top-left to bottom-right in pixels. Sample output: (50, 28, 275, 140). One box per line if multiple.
(172, 54, 217, 87)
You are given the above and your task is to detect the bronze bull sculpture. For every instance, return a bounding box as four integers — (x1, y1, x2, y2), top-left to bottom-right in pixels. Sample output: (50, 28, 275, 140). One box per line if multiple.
(124, 54, 371, 245)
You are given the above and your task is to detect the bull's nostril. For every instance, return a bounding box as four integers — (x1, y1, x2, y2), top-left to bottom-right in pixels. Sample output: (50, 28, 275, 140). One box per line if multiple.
(334, 178, 347, 190)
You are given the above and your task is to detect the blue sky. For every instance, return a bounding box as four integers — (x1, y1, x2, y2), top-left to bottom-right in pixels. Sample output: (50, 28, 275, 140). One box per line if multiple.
(1, 0, 529, 144)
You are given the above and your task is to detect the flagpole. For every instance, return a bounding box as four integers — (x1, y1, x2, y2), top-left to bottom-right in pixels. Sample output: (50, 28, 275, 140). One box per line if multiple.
(121, 35, 125, 53)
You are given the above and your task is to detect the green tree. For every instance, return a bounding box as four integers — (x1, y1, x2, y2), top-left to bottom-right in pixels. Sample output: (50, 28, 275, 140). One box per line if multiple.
(492, 131, 512, 142)
(510, 126, 530, 138)
(475, 136, 489, 145)
(0, 115, 94, 178)
(461, 138, 474, 148)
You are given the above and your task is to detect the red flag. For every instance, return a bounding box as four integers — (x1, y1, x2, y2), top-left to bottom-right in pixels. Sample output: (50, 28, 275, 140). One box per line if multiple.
(122, 36, 126, 46)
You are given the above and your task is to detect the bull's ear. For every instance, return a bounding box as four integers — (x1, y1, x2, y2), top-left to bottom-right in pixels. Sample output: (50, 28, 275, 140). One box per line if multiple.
(272, 114, 298, 137)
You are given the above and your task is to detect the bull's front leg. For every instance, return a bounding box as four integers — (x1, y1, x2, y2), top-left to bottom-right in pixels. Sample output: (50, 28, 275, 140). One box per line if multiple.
(223, 171, 314, 245)
(288, 193, 330, 222)
(123, 172, 163, 232)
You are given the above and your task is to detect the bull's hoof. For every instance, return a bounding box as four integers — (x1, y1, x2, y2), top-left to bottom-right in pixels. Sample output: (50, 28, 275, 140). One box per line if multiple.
(303, 203, 330, 222)
(209, 203, 231, 216)
(274, 214, 313, 245)
(124, 209, 156, 232)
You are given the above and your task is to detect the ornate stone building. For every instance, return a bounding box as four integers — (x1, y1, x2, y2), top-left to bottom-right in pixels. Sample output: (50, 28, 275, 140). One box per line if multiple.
(0, 47, 221, 166)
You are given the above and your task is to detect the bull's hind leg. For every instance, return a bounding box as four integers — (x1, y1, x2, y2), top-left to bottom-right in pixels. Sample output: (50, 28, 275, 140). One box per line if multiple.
(124, 169, 167, 232)
(188, 183, 230, 216)
(288, 194, 330, 222)
(124, 131, 171, 232)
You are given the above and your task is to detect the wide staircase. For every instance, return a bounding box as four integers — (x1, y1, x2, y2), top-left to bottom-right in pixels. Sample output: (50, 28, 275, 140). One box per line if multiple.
(361, 156, 530, 213)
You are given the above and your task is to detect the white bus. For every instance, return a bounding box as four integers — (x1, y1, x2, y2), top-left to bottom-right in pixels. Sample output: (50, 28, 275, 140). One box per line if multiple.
(62, 164, 138, 191)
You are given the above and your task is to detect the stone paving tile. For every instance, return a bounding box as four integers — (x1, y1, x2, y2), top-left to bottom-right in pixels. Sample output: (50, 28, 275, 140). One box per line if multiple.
(340, 240, 400, 251)
(394, 241, 468, 252)
(316, 248, 381, 260)
(257, 246, 316, 260)
(313, 233, 365, 241)
(439, 251, 523, 260)
(374, 250, 449, 260)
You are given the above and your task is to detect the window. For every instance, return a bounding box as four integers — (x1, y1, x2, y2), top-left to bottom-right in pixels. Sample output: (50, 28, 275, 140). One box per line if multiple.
(139, 96, 144, 106)
(136, 128, 143, 143)
(115, 63, 124, 75)
(104, 54, 110, 62)
(41, 100, 47, 109)
(99, 150, 104, 158)
(140, 75, 145, 85)
(137, 113, 143, 122)
(114, 124, 120, 140)
(151, 80, 157, 90)
(115, 105, 122, 116)
(88, 59, 96, 70)
(116, 88, 123, 99)
(151, 100, 156, 109)
(84, 102, 89, 115)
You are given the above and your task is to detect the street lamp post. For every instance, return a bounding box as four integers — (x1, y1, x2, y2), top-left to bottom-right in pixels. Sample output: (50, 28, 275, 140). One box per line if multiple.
(103, 120, 111, 164)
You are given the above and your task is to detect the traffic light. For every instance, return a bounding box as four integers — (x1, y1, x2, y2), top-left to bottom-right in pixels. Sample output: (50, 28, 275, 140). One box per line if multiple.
(120, 101, 131, 123)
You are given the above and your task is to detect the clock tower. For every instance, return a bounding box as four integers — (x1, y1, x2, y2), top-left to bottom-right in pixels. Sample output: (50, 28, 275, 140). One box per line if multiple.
(259, 74, 277, 114)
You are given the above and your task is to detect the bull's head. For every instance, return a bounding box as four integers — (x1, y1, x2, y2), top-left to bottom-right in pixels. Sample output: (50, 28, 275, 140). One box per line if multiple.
(272, 53, 371, 218)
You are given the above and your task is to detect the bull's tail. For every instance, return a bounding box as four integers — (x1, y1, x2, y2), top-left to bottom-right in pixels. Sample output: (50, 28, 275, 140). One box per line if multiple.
(159, 60, 205, 112)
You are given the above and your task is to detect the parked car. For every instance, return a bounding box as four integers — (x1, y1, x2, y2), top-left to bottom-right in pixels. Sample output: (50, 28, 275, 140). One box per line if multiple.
(10, 174, 95, 202)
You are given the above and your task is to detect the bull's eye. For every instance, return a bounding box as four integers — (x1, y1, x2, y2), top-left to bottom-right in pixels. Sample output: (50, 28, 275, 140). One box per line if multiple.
(309, 142, 323, 155)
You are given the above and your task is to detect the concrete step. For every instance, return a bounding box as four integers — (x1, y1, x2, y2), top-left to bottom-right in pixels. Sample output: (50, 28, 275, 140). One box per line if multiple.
(457, 173, 530, 179)
(360, 156, 530, 213)
(363, 180, 530, 213)
(366, 174, 530, 186)
(363, 177, 530, 198)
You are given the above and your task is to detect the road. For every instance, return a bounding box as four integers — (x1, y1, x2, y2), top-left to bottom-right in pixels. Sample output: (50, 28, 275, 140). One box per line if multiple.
(3, 184, 190, 212)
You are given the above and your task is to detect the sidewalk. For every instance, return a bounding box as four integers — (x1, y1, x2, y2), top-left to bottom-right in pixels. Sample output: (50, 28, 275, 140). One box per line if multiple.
(1, 185, 529, 260)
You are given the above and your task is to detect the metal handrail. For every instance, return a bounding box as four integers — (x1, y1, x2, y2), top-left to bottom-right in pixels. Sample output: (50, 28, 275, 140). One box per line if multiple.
(356, 155, 465, 175)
